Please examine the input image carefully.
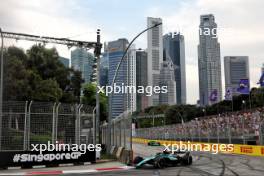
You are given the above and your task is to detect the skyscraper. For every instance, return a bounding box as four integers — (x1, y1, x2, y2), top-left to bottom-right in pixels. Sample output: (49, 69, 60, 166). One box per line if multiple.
(127, 44, 137, 113)
(147, 17, 163, 106)
(100, 52, 109, 87)
(198, 14, 222, 106)
(163, 33, 186, 104)
(59, 56, 70, 68)
(107, 38, 136, 118)
(159, 60, 176, 105)
(224, 56, 249, 95)
(136, 49, 148, 111)
(71, 48, 94, 83)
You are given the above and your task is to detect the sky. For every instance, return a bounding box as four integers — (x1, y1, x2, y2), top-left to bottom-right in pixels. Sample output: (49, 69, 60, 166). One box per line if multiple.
(1, 0, 264, 104)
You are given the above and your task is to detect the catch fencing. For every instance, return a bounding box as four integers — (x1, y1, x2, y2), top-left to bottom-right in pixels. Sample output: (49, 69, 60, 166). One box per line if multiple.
(101, 111, 132, 151)
(0, 101, 94, 151)
(134, 108, 264, 145)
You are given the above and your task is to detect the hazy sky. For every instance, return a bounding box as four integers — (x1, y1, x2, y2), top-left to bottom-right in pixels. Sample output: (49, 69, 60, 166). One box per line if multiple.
(1, 0, 264, 104)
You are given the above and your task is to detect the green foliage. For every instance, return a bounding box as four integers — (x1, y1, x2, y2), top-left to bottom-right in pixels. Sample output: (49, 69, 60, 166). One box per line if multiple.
(32, 79, 63, 102)
(3, 45, 83, 103)
(82, 83, 108, 122)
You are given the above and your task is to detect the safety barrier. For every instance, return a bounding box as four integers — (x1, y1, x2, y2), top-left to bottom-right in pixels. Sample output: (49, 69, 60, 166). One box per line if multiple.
(133, 137, 264, 157)
(108, 146, 133, 165)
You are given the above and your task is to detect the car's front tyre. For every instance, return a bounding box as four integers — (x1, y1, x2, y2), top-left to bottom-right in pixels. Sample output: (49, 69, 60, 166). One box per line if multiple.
(133, 156, 144, 165)
(154, 158, 166, 169)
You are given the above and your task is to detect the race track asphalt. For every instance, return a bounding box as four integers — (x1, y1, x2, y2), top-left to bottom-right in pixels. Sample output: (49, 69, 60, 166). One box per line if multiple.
(75, 143, 264, 176)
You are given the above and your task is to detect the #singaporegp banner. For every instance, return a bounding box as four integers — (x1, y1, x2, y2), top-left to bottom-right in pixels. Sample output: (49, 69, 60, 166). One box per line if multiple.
(0, 150, 96, 168)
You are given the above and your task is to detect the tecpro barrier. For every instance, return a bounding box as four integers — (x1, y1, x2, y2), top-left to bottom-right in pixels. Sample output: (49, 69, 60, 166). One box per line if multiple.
(132, 138, 264, 157)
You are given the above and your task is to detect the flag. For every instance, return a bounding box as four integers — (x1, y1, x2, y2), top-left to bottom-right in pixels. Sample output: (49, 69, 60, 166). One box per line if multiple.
(257, 72, 264, 87)
(237, 79, 250, 94)
(225, 88, 233, 101)
(209, 89, 218, 102)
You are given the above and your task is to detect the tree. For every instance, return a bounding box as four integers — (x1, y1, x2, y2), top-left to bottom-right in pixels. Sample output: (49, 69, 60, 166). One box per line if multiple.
(3, 45, 83, 103)
(32, 79, 63, 102)
(82, 83, 108, 122)
(3, 47, 31, 101)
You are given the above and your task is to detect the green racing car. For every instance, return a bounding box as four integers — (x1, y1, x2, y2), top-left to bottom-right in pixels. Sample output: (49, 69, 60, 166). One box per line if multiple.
(133, 150, 193, 169)
(147, 140, 161, 146)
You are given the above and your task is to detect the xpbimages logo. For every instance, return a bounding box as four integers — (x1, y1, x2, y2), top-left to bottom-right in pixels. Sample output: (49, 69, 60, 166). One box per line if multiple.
(31, 141, 101, 154)
(97, 83, 168, 96)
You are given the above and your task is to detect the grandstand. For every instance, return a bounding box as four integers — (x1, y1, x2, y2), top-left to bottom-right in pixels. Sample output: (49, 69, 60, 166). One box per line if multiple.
(135, 107, 264, 145)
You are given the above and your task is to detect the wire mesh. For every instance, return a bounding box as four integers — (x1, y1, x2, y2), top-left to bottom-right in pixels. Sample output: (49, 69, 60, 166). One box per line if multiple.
(0, 101, 94, 151)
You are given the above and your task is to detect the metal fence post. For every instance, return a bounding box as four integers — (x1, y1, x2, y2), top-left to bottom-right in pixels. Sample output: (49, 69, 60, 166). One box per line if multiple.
(23, 101, 28, 150)
(241, 115, 246, 144)
(259, 121, 263, 145)
(207, 128, 210, 143)
(228, 115, 232, 144)
(130, 112, 132, 151)
(27, 101, 33, 150)
(55, 103, 60, 143)
(75, 104, 80, 145)
(119, 120, 121, 147)
(93, 107, 96, 146)
(113, 121, 116, 146)
(197, 119, 201, 142)
(217, 115, 220, 144)
(76, 104, 83, 145)
(123, 115, 126, 148)
(52, 102, 57, 144)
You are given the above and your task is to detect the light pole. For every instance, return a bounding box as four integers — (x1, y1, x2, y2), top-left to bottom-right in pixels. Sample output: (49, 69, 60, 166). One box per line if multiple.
(107, 22, 162, 152)
(0, 28, 4, 150)
(94, 29, 102, 145)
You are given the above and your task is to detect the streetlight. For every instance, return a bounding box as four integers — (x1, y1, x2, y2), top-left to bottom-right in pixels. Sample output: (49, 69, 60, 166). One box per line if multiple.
(106, 22, 162, 152)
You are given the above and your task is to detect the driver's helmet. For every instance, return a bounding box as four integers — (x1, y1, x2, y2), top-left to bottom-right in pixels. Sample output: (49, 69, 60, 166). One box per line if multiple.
(163, 149, 171, 154)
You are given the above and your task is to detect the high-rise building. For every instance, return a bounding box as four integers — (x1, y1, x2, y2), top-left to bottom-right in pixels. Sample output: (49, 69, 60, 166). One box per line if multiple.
(136, 49, 148, 111)
(147, 17, 163, 106)
(100, 52, 109, 87)
(107, 38, 136, 118)
(159, 60, 176, 105)
(59, 57, 70, 68)
(71, 48, 94, 83)
(224, 56, 249, 95)
(198, 14, 222, 106)
(127, 45, 137, 113)
(163, 33, 186, 104)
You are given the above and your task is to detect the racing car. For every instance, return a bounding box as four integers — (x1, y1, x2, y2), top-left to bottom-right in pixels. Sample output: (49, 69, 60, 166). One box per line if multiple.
(133, 150, 192, 169)
(147, 140, 161, 146)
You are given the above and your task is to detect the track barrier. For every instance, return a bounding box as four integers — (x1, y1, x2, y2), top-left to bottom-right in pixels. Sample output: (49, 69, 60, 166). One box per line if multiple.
(133, 137, 264, 157)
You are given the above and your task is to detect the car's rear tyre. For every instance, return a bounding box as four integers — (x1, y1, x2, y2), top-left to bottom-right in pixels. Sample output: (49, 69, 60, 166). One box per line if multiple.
(154, 158, 166, 169)
(133, 156, 144, 164)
